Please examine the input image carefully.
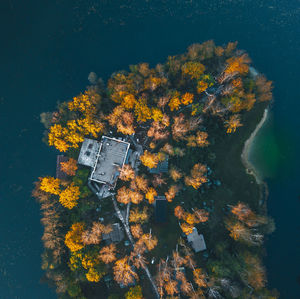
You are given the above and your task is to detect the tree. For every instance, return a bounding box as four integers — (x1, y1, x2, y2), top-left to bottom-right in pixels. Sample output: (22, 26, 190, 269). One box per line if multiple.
(152, 174, 166, 187)
(65, 223, 85, 252)
(186, 131, 209, 147)
(131, 224, 143, 239)
(119, 164, 135, 181)
(86, 267, 103, 282)
(169, 167, 182, 182)
(181, 62, 206, 79)
(60, 158, 78, 176)
(116, 186, 131, 204)
(131, 175, 149, 193)
(59, 183, 80, 209)
(172, 114, 190, 141)
(129, 207, 149, 223)
(147, 121, 169, 140)
(137, 233, 158, 251)
(99, 244, 117, 264)
(140, 150, 159, 168)
(107, 106, 135, 135)
(113, 256, 139, 286)
(255, 75, 273, 102)
(193, 268, 207, 288)
(174, 206, 185, 220)
(181, 92, 194, 105)
(164, 280, 178, 296)
(185, 163, 208, 189)
(165, 185, 179, 202)
(225, 54, 250, 75)
(39, 177, 61, 195)
(130, 190, 144, 204)
(145, 187, 157, 204)
(134, 98, 152, 122)
(224, 114, 243, 133)
(193, 208, 209, 223)
(125, 285, 143, 299)
(180, 223, 194, 235)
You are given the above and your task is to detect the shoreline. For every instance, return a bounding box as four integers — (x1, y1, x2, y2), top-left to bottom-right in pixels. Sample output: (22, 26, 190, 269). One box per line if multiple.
(241, 108, 269, 185)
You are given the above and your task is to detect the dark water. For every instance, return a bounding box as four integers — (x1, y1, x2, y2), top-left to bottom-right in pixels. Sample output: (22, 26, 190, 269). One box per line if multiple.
(0, 1, 299, 298)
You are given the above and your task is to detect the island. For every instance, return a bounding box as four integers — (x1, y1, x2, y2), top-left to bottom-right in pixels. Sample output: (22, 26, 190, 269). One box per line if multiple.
(33, 40, 278, 299)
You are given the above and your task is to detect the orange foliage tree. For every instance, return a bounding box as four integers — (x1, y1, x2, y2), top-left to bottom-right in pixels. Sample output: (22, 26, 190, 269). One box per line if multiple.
(60, 158, 78, 176)
(113, 256, 139, 286)
(129, 207, 149, 224)
(119, 164, 135, 181)
(165, 185, 179, 202)
(131, 224, 143, 239)
(99, 244, 117, 264)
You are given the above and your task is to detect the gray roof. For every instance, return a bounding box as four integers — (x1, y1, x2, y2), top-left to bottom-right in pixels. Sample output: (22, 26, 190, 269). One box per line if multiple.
(78, 138, 101, 167)
(187, 228, 206, 252)
(77, 136, 130, 187)
(102, 223, 124, 243)
(90, 136, 130, 185)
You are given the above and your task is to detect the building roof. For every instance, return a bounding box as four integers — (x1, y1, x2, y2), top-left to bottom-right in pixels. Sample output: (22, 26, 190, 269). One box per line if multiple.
(187, 228, 207, 252)
(102, 223, 124, 243)
(78, 138, 101, 167)
(154, 196, 167, 223)
(78, 136, 130, 187)
(56, 155, 69, 180)
(149, 155, 169, 174)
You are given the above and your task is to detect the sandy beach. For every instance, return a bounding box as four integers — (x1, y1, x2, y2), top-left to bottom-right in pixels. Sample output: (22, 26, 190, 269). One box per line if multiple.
(241, 108, 269, 185)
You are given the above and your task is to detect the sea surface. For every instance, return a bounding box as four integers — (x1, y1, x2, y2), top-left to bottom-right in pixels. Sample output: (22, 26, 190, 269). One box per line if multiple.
(0, 1, 299, 298)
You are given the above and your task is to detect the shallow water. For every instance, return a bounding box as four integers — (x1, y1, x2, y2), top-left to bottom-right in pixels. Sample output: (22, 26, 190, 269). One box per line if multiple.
(0, 0, 299, 298)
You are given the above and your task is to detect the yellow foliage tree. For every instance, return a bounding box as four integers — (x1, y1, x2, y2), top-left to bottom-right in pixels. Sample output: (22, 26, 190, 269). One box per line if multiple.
(59, 183, 80, 209)
(65, 222, 85, 252)
(140, 150, 159, 168)
(134, 98, 152, 122)
(39, 176, 61, 195)
(181, 92, 194, 105)
(181, 62, 206, 79)
(113, 256, 139, 286)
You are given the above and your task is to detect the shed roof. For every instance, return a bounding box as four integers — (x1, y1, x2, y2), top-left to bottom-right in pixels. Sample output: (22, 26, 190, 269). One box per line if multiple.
(187, 228, 206, 252)
(102, 223, 124, 243)
(149, 155, 169, 174)
(154, 196, 167, 223)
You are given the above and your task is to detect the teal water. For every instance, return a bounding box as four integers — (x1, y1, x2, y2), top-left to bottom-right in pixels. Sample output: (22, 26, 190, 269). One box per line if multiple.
(0, 1, 299, 298)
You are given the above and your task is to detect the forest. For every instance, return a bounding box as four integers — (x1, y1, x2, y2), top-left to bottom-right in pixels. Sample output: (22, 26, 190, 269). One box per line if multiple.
(33, 40, 278, 299)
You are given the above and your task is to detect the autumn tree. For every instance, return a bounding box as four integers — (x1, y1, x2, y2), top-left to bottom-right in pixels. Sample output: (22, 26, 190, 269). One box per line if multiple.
(131, 175, 149, 193)
(60, 158, 78, 176)
(119, 164, 135, 181)
(99, 244, 117, 264)
(140, 150, 160, 168)
(224, 114, 243, 133)
(172, 114, 190, 141)
(136, 233, 158, 251)
(147, 121, 169, 140)
(131, 224, 143, 239)
(116, 186, 131, 204)
(145, 187, 157, 204)
(169, 166, 182, 182)
(129, 207, 149, 223)
(185, 163, 208, 189)
(255, 75, 273, 102)
(193, 268, 207, 288)
(65, 222, 85, 252)
(125, 285, 143, 299)
(165, 185, 179, 202)
(186, 131, 209, 147)
(151, 174, 166, 187)
(107, 106, 135, 135)
(174, 206, 185, 220)
(39, 176, 61, 195)
(113, 256, 139, 286)
(181, 61, 206, 79)
(59, 183, 80, 209)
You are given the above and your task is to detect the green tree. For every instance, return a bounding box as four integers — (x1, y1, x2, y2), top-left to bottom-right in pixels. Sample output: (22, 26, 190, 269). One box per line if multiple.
(125, 285, 143, 299)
